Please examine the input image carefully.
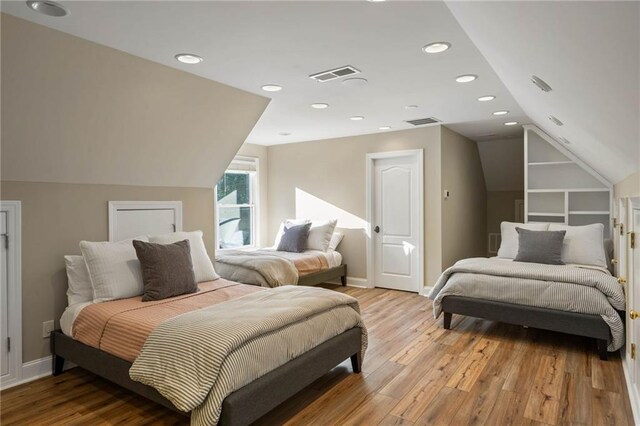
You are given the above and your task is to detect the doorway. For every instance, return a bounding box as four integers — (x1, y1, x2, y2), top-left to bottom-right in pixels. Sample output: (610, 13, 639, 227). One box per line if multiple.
(366, 150, 423, 293)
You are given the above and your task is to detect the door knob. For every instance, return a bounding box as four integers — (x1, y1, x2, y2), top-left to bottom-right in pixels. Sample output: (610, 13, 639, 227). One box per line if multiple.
(631, 310, 639, 320)
(374, 226, 380, 234)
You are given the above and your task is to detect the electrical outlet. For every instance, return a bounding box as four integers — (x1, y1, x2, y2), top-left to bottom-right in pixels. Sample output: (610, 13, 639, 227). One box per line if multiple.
(42, 320, 54, 338)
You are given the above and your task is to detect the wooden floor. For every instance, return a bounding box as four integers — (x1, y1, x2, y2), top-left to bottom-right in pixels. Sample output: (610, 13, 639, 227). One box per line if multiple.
(1, 285, 634, 425)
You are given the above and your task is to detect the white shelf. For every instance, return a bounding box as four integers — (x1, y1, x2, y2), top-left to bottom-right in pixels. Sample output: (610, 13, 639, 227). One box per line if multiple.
(528, 212, 565, 217)
(568, 211, 610, 215)
(528, 161, 574, 166)
(527, 188, 610, 193)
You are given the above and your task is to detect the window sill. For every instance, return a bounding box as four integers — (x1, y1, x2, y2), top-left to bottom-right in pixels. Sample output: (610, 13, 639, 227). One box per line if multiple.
(217, 246, 258, 253)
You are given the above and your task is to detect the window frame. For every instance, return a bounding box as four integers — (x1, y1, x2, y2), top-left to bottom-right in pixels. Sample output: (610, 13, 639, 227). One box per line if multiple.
(215, 156, 260, 251)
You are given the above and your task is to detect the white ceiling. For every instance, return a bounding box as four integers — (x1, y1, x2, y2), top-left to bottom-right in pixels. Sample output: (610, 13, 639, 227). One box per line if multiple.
(1, 1, 528, 146)
(446, 1, 640, 184)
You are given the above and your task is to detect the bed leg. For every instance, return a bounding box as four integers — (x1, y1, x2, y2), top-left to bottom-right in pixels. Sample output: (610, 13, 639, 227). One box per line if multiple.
(350, 352, 362, 373)
(340, 275, 347, 286)
(597, 339, 608, 361)
(52, 355, 65, 376)
(443, 312, 452, 330)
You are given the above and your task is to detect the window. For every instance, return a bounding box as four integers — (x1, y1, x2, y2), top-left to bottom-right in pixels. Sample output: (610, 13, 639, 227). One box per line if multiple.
(216, 156, 258, 249)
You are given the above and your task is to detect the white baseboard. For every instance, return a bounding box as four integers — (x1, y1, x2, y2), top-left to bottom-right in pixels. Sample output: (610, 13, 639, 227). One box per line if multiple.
(1, 356, 76, 391)
(326, 276, 370, 288)
(622, 355, 640, 425)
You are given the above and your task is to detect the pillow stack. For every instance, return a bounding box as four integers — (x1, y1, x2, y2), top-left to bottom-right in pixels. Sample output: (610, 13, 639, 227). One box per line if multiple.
(66, 230, 218, 306)
(273, 219, 339, 253)
(497, 221, 608, 268)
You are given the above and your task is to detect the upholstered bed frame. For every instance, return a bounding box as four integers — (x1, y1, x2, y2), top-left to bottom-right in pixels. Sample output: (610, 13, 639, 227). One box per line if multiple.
(298, 264, 347, 287)
(441, 296, 619, 360)
(51, 327, 362, 425)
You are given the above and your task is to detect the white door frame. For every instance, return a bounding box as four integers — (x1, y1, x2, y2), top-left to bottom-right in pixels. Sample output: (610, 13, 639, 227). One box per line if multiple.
(0, 201, 22, 389)
(624, 196, 640, 424)
(366, 149, 424, 290)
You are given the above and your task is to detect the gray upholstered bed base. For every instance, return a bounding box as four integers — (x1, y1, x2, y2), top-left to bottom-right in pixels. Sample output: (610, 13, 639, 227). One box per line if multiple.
(298, 264, 347, 287)
(441, 296, 615, 361)
(51, 327, 362, 425)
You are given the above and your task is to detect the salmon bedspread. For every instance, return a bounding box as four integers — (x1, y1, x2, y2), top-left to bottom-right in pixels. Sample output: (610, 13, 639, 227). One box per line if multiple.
(72, 279, 262, 362)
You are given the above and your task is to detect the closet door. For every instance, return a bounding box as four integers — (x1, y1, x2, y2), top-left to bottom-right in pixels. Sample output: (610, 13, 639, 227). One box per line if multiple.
(0, 211, 8, 377)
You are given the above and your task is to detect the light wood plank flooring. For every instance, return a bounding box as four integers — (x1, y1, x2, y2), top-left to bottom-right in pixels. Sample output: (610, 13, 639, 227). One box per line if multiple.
(1, 285, 634, 425)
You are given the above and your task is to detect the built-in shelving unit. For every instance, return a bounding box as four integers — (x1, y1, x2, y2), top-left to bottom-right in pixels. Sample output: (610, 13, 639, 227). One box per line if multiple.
(524, 125, 612, 237)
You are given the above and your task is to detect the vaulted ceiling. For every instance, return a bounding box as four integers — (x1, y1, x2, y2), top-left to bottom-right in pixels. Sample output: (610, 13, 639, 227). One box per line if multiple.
(2, 1, 638, 183)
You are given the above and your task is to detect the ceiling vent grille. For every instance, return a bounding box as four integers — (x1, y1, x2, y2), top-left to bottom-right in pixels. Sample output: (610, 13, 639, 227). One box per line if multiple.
(531, 75, 552, 92)
(405, 117, 440, 126)
(309, 66, 360, 82)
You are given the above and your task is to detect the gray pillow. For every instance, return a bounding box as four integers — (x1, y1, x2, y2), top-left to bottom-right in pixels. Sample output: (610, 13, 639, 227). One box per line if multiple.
(133, 239, 197, 301)
(514, 228, 566, 265)
(277, 223, 312, 253)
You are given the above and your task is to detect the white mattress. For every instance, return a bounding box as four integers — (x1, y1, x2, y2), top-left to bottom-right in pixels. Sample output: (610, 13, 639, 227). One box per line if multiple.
(60, 301, 92, 337)
(254, 247, 342, 268)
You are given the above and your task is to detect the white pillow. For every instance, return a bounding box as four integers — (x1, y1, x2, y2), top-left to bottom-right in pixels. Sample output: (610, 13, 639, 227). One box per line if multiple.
(497, 221, 550, 259)
(548, 223, 607, 268)
(80, 237, 149, 303)
(274, 219, 337, 252)
(64, 255, 93, 306)
(328, 232, 344, 251)
(149, 230, 219, 283)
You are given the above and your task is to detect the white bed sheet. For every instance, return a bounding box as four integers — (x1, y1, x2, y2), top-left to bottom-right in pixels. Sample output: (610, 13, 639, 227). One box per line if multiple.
(60, 301, 93, 337)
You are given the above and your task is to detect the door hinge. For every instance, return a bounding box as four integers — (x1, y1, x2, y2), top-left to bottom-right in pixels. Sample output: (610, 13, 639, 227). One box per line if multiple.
(632, 343, 636, 360)
(631, 232, 636, 249)
(613, 218, 619, 228)
(620, 223, 625, 236)
(7, 337, 10, 352)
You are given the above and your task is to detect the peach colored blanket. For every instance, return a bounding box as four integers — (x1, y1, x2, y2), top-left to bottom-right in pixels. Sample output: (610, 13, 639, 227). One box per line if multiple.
(72, 279, 262, 362)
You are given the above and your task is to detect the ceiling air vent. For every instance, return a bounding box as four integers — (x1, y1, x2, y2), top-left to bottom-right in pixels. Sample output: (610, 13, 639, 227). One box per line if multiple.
(531, 75, 552, 92)
(405, 117, 440, 126)
(309, 66, 360, 83)
(549, 115, 564, 126)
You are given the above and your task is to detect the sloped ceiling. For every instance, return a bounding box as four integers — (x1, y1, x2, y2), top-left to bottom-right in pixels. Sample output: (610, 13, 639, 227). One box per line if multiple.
(447, 1, 640, 184)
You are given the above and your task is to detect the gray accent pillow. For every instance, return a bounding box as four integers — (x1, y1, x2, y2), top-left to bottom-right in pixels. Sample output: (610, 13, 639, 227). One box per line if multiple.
(514, 228, 566, 265)
(133, 239, 197, 302)
(277, 223, 312, 253)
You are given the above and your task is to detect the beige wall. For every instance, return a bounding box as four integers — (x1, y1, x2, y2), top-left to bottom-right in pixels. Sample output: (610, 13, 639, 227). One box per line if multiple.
(267, 127, 443, 286)
(614, 171, 640, 199)
(1, 14, 269, 188)
(1, 16, 268, 363)
(1, 181, 215, 362)
(487, 190, 524, 254)
(236, 143, 270, 247)
(440, 127, 487, 268)
(476, 137, 524, 191)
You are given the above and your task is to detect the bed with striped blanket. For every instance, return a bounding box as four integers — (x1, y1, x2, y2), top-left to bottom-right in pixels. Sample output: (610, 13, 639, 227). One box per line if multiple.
(428, 258, 625, 351)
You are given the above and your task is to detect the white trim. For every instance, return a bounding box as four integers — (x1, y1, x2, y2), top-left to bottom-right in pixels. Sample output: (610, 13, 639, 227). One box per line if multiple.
(623, 356, 640, 425)
(326, 276, 369, 288)
(108, 201, 183, 242)
(366, 149, 425, 293)
(1, 356, 76, 391)
(0, 201, 22, 390)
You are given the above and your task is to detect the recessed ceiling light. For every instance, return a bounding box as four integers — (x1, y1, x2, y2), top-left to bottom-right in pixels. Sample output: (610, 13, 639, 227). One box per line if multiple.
(279, 132, 291, 136)
(504, 121, 519, 126)
(531, 75, 552, 92)
(367, 0, 386, 2)
(549, 115, 564, 126)
(423, 42, 451, 54)
(27, 1, 68, 17)
(175, 53, 203, 64)
(405, 105, 419, 109)
(342, 78, 368, 88)
(455, 74, 477, 83)
(379, 126, 392, 130)
(261, 84, 282, 92)
(350, 116, 364, 121)
(493, 110, 509, 116)
(311, 103, 329, 109)
(477, 95, 496, 102)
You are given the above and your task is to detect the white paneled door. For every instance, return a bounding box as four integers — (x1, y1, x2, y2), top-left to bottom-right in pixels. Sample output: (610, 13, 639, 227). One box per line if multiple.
(630, 200, 640, 401)
(0, 212, 8, 377)
(370, 151, 423, 293)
